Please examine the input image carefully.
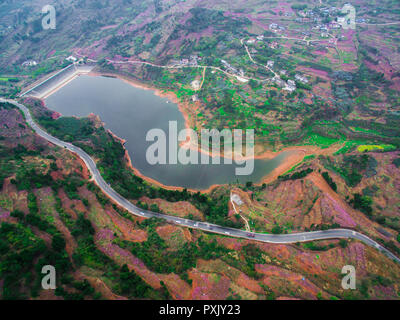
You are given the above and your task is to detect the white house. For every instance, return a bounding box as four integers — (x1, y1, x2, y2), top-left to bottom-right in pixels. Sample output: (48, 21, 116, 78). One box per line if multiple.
(66, 55, 77, 62)
(22, 60, 37, 67)
(295, 74, 309, 84)
(284, 80, 296, 92)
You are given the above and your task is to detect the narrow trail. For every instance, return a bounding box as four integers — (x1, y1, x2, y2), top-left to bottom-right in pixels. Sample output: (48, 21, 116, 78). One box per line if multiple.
(230, 192, 251, 232)
(241, 38, 277, 78)
(199, 66, 207, 90)
(359, 22, 400, 26)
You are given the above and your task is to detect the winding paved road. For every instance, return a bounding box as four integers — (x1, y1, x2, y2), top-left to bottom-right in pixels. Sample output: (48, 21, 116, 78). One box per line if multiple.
(2, 98, 400, 264)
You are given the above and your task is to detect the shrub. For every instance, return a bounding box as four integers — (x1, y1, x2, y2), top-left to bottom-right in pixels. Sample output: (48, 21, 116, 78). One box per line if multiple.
(52, 234, 66, 251)
(339, 239, 348, 248)
(10, 210, 24, 220)
(271, 225, 283, 234)
(279, 168, 313, 181)
(350, 193, 373, 216)
(322, 172, 337, 192)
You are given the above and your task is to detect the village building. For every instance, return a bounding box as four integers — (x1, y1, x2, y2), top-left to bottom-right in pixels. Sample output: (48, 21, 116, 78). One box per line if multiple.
(66, 55, 77, 62)
(22, 60, 37, 67)
(191, 79, 201, 91)
(295, 74, 309, 84)
(329, 22, 341, 29)
(284, 79, 296, 92)
(231, 194, 244, 206)
(269, 23, 278, 30)
(269, 41, 278, 49)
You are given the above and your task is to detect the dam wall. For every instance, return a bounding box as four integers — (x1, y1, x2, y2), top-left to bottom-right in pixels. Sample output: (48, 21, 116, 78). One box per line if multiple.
(20, 64, 95, 99)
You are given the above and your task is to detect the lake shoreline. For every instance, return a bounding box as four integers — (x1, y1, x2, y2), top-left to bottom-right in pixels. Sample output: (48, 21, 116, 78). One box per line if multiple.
(86, 72, 333, 192)
(43, 71, 339, 193)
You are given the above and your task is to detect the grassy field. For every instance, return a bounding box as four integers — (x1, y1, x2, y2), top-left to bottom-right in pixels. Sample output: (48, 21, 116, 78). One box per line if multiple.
(304, 133, 341, 149)
(357, 144, 396, 153)
(0, 77, 18, 82)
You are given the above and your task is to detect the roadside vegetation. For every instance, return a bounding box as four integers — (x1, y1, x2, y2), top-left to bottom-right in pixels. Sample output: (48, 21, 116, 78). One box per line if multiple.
(26, 99, 244, 229)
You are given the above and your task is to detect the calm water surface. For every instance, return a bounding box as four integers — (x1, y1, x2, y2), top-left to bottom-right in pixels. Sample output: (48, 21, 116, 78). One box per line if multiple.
(45, 75, 292, 189)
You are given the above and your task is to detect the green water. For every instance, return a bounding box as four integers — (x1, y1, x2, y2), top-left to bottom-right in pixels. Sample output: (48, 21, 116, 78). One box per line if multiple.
(45, 75, 292, 189)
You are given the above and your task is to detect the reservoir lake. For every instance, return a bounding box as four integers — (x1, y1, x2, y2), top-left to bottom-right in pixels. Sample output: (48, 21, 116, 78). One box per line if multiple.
(45, 75, 292, 189)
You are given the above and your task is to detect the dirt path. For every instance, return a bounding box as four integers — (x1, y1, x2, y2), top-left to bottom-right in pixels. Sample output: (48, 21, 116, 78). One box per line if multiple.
(230, 192, 250, 232)
(199, 66, 207, 90)
(241, 38, 277, 78)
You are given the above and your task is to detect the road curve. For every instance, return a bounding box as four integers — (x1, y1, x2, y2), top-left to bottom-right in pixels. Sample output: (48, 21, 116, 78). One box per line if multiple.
(3, 98, 400, 264)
